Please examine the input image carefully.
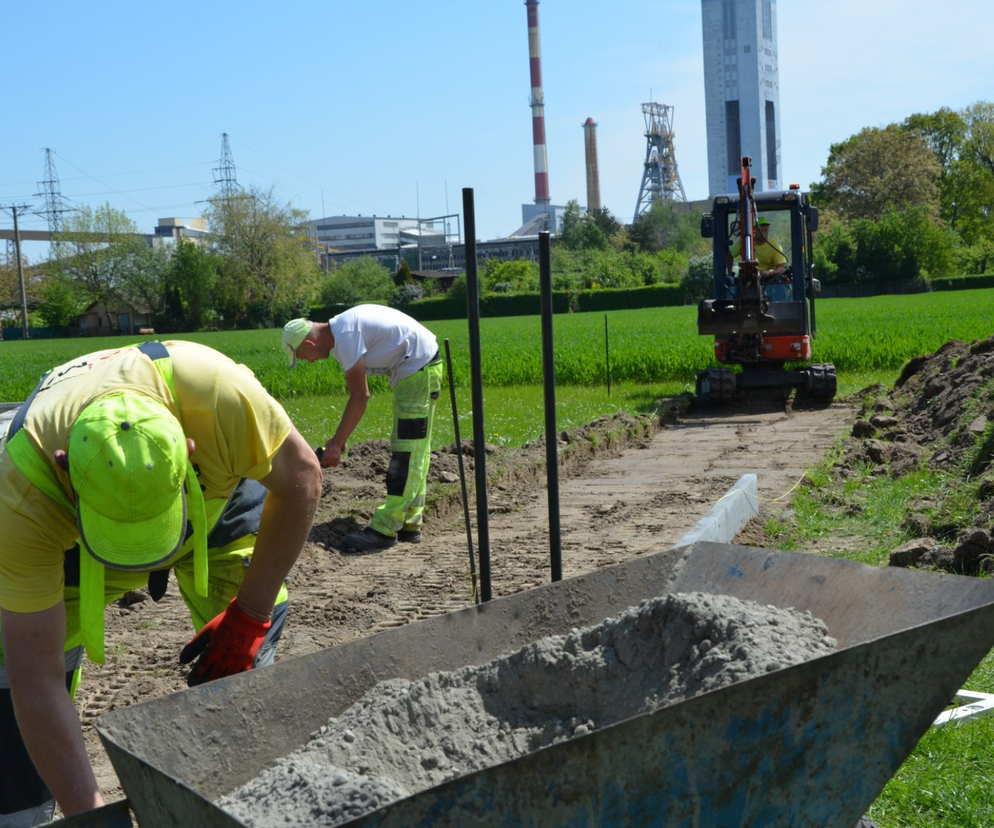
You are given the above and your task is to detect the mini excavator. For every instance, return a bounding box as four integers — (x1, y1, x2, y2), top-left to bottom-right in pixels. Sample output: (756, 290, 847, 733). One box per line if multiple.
(695, 156, 836, 403)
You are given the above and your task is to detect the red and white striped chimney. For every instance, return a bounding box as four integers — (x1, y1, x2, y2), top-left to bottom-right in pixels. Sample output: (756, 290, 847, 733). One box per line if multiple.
(525, 0, 550, 208)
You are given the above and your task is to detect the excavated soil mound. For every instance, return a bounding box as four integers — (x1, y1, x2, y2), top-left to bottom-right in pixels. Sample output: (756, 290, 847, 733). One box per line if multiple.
(838, 336, 994, 574)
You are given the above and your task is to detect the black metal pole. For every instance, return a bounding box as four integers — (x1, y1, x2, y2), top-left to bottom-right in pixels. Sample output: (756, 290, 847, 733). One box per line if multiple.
(604, 313, 611, 397)
(539, 231, 562, 582)
(462, 188, 491, 602)
(444, 338, 479, 604)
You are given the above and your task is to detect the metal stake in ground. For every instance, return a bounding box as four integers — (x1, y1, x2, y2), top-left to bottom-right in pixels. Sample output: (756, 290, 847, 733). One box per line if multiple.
(538, 231, 562, 582)
(462, 187, 491, 602)
(604, 313, 611, 397)
(444, 338, 479, 604)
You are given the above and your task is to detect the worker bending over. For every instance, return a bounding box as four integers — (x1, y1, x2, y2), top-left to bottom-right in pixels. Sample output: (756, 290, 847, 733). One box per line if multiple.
(0, 340, 321, 824)
(282, 305, 443, 553)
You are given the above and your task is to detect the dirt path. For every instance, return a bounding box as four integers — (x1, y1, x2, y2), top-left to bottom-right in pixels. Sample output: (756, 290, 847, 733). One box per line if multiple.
(476, 399, 853, 580)
(81, 395, 856, 805)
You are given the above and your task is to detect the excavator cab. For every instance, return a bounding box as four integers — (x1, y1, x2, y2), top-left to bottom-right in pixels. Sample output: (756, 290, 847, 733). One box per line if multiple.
(696, 159, 836, 403)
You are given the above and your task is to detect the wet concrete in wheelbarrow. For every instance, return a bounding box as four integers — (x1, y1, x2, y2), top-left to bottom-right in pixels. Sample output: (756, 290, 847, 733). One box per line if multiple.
(219, 592, 837, 827)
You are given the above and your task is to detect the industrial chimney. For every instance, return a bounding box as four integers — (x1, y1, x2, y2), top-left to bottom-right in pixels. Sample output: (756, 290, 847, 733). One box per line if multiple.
(525, 0, 550, 209)
(582, 117, 601, 212)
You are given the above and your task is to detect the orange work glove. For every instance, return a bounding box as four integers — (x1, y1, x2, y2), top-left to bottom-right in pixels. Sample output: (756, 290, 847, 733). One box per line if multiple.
(179, 599, 271, 687)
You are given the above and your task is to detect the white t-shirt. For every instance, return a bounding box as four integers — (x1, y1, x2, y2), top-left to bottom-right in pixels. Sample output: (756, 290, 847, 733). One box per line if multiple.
(329, 305, 438, 386)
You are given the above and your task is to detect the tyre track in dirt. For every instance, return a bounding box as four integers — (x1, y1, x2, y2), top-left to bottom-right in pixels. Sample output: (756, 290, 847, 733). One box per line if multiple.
(476, 398, 855, 595)
(283, 397, 856, 653)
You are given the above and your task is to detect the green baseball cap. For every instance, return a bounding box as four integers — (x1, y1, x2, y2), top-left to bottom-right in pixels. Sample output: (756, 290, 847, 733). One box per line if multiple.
(69, 394, 188, 569)
(281, 318, 313, 368)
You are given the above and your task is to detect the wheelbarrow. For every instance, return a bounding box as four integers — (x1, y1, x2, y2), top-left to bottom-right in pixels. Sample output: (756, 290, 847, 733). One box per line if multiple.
(95, 540, 994, 827)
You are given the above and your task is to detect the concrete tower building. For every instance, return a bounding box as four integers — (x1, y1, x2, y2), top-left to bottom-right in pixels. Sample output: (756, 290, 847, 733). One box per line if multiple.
(701, 0, 782, 196)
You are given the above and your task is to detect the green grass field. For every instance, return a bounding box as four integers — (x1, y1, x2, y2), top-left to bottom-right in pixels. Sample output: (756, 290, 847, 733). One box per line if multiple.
(1, 288, 991, 448)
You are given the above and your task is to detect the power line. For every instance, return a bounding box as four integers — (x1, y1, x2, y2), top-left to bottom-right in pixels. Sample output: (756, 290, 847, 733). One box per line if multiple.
(64, 182, 210, 198)
(59, 160, 215, 181)
(4, 136, 381, 236)
(52, 150, 161, 215)
(231, 135, 372, 212)
(0, 160, 214, 189)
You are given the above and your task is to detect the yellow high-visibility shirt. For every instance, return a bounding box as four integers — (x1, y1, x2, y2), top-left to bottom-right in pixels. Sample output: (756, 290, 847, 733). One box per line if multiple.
(0, 341, 291, 614)
(729, 236, 787, 271)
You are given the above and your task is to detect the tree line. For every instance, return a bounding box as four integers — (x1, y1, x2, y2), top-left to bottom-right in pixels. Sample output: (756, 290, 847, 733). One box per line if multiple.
(812, 101, 994, 282)
(3, 100, 990, 334)
(545, 101, 994, 289)
(449, 99, 994, 299)
(27, 187, 324, 332)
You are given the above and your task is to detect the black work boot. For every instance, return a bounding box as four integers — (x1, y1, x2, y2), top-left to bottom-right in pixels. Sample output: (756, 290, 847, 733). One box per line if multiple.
(340, 527, 397, 553)
(397, 526, 422, 544)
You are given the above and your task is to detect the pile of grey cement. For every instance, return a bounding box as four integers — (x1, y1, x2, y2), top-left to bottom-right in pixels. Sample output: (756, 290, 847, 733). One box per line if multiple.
(219, 592, 837, 827)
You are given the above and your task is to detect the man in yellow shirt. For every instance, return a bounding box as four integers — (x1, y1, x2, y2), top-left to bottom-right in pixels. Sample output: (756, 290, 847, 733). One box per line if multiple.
(0, 340, 322, 824)
(726, 216, 788, 281)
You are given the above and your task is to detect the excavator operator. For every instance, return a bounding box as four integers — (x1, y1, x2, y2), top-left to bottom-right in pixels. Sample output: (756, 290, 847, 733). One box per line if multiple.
(726, 216, 788, 282)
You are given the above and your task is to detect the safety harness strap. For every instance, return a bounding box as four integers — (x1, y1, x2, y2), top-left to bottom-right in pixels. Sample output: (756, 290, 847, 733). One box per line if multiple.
(4, 371, 75, 513)
(4, 431, 74, 512)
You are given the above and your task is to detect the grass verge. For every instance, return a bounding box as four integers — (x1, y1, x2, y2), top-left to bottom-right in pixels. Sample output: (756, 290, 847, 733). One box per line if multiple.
(761, 384, 994, 828)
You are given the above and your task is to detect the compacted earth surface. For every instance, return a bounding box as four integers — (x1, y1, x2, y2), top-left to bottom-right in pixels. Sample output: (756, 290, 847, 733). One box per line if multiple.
(76, 335, 994, 815)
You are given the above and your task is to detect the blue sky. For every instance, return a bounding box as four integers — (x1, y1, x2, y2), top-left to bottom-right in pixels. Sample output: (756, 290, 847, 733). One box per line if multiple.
(3, 1, 991, 261)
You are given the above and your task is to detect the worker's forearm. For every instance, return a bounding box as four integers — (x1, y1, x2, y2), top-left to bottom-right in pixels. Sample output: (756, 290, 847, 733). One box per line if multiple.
(330, 395, 368, 450)
(11, 672, 103, 816)
(234, 427, 322, 621)
(237, 488, 319, 621)
(3, 606, 103, 816)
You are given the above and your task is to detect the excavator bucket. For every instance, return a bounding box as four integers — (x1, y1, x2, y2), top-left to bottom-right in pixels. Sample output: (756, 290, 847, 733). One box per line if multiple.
(96, 542, 994, 827)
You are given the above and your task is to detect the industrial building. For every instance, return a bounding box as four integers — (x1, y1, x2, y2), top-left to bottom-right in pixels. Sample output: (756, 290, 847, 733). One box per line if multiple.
(306, 215, 426, 253)
(153, 217, 208, 242)
(324, 236, 540, 278)
(701, 0, 782, 196)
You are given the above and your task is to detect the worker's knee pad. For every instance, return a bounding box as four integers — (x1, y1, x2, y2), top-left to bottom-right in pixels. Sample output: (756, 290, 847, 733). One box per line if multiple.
(385, 452, 412, 496)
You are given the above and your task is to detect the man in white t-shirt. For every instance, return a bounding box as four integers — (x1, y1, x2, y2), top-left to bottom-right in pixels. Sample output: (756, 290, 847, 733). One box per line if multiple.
(282, 305, 444, 552)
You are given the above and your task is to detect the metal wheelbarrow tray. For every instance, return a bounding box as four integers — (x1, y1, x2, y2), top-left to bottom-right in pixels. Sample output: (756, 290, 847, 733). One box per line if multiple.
(96, 541, 994, 827)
